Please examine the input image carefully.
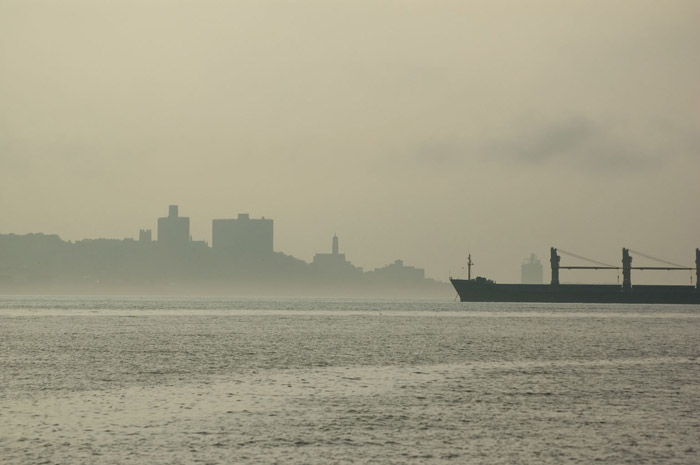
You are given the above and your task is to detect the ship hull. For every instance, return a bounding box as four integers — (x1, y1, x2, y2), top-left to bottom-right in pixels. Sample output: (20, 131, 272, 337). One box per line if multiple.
(450, 279, 700, 304)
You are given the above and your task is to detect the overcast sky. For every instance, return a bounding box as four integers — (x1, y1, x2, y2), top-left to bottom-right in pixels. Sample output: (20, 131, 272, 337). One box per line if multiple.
(2, 0, 699, 283)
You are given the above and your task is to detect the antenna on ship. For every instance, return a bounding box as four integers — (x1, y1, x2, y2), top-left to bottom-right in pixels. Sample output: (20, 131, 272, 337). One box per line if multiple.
(467, 254, 473, 280)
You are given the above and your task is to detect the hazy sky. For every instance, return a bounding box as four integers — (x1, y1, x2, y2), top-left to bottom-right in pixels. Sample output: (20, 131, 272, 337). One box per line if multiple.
(2, 0, 699, 283)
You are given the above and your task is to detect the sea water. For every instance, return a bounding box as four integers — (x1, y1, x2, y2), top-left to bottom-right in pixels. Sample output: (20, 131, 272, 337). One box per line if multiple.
(1, 296, 699, 464)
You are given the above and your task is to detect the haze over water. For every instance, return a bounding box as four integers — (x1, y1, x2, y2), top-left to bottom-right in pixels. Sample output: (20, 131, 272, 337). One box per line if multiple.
(2, 297, 699, 464)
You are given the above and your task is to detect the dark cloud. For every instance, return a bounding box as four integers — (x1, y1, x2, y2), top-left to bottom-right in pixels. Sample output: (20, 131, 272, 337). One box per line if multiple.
(409, 117, 664, 174)
(484, 117, 655, 172)
(517, 117, 593, 163)
(413, 140, 464, 167)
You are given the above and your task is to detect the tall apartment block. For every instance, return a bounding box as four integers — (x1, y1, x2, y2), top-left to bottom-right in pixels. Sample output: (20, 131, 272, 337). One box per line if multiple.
(157, 205, 190, 248)
(212, 213, 273, 258)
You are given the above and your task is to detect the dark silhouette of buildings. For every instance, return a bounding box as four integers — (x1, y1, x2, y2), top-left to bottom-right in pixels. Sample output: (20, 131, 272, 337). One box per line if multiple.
(370, 259, 425, 282)
(312, 235, 362, 274)
(0, 205, 449, 296)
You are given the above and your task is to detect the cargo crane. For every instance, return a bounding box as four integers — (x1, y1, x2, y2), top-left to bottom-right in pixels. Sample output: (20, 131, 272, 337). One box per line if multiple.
(550, 247, 698, 291)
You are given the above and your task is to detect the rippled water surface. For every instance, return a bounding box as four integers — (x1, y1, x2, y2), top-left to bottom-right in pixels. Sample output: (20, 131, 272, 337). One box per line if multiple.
(1, 296, 699, 464)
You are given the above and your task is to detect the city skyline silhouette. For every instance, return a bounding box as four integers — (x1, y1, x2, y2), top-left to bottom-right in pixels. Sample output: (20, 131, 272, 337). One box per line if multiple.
(0, 204, 447, 296)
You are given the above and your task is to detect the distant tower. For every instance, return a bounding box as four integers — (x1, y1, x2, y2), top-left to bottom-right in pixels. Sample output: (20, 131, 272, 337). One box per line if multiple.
(157, 205, 190, 249)
(139, 229, 152, 242)
(522, 253, 543, 284)
(311, 234, 361, 274)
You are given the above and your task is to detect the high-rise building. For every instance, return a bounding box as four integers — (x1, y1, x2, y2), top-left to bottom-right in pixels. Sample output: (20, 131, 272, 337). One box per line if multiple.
(157, 205, 190, 249)
(212, 213, 273, 258)
(521, 253, 543, 284)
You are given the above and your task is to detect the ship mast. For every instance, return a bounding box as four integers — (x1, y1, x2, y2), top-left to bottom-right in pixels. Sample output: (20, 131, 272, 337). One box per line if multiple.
(695, 249, 700, 292)
(550, 247, 560, 286)
(622, 247, 632, 291)
(467, 254, 473, 280)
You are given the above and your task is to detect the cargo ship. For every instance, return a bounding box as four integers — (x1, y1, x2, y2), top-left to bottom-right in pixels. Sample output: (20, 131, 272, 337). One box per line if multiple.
(450, 248, 700, 304)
